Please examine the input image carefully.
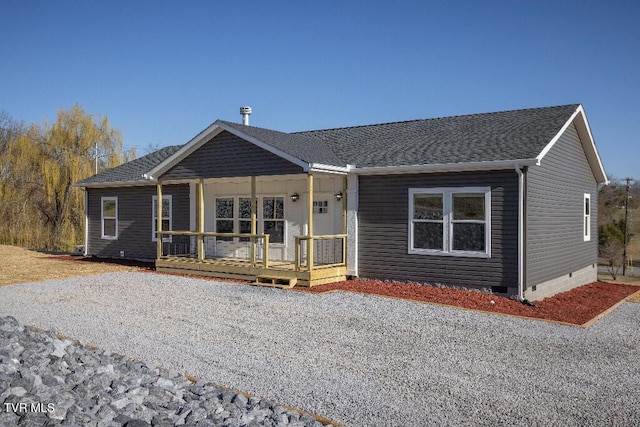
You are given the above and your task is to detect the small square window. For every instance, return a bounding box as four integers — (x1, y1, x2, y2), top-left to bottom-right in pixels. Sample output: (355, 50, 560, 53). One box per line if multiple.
(313, 200, 328, 214)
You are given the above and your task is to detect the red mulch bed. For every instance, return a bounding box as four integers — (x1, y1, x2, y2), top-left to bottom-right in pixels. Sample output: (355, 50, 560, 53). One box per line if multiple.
(295, 280, 640, 326)
(46, 255, 640, 326)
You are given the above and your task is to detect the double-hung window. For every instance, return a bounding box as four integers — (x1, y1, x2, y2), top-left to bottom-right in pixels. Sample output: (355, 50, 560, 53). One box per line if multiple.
(215, 198, 235, 241)
(152, 195, 172, 242)
(584, 193, 591, 241)
(101, 197, 118, 240)
(238, 197, 253, 242)
(409, 187, 491, 257)
(263, 196, 285, 244)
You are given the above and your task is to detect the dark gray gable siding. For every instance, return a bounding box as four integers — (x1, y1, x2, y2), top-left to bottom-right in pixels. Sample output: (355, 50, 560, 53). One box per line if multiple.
(160, 131, 304, 180)
(525, 123, 598, 287)
(218, 121, 343, 165)
(87, 184, 190, 260)
(358, 171, 518, 292)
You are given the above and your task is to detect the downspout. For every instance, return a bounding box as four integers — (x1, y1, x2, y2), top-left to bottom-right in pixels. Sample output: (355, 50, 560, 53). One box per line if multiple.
(83, 188, 89, 257)
(515, 164, 535, 306)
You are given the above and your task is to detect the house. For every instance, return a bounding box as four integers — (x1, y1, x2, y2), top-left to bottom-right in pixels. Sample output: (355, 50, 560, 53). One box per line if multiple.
(76, 104, 608, 300)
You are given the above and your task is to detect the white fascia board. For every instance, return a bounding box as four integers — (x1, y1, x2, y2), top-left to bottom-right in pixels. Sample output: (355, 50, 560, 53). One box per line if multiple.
(536, 105, 608, 185)
(146, 124, 224, 180)
(354, 159, 539, 175)
(535, 107, 580, 162)
(215, 121, 311, 172)
(309, 163, 350, 174)
(574, 106, 608, 184)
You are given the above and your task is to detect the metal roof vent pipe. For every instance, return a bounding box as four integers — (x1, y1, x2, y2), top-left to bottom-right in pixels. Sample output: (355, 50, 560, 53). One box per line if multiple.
(240, 106, 252, 126)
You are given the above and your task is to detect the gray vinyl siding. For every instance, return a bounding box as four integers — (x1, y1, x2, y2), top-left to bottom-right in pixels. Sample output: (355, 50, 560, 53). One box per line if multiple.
(525, 123, 598, 287)
(86, 185, 190, 260)
(358, 171, 519, 292)
(161, 131, 304, 180)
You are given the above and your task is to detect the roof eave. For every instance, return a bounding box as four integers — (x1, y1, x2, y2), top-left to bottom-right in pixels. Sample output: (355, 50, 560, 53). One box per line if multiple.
(353, 159, 540, 175)
(75, 179, 157, 189)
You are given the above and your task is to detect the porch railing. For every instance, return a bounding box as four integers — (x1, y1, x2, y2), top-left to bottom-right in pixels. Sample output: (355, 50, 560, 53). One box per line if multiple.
(157, 231, 346, 272)
(157, 231, 270, 268)
(294, 234, 347, 271)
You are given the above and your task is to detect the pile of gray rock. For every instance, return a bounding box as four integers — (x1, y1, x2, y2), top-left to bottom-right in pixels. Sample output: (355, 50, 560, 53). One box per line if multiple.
(0, 316, 332, 426)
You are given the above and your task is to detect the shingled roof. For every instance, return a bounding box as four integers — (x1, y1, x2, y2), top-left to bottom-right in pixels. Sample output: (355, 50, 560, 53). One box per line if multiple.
(77, 145, 183, 186)
(217, 120, 342, 166)
(296, 104, 580, 167)
(77, 104, 595, 186)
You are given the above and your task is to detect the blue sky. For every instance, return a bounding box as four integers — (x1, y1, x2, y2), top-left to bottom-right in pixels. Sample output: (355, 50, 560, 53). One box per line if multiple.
(1, 1, 638, 180)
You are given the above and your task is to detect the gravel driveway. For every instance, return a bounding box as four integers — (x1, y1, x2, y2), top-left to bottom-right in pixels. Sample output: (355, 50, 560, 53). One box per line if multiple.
(1, 272, 638, 426)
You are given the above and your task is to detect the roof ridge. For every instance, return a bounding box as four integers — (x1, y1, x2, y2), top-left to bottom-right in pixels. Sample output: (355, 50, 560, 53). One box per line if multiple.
(217, 119, 293, 135)
(295, 104, 580, 134)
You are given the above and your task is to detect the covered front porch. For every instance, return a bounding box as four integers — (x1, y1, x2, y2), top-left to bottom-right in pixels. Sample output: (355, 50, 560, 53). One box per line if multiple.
(154, 173, 349, 287)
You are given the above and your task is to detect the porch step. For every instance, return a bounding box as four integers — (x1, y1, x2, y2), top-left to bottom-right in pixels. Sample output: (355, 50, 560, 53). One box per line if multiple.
(254, 275, 297, 289)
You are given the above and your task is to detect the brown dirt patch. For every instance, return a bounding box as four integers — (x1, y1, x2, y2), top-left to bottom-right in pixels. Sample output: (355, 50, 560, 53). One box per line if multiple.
(295, 280, 640, 326)
(0, 245, 151, 286)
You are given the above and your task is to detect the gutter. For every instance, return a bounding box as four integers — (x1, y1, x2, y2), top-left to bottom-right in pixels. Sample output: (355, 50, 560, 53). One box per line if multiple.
(308, 163, 352, 174)
(354, 159, 539, 175)
(84, 189, 89, 257)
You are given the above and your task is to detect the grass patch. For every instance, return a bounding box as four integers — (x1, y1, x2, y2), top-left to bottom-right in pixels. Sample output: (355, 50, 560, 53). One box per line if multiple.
(0, 245, 146, 286)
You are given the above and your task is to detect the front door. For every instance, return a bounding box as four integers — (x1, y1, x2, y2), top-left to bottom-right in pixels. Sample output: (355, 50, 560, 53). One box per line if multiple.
(312, 196, 341, 265)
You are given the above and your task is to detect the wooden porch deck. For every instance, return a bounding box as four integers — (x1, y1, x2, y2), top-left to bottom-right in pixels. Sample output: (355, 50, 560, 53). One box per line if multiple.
(156, 256, 347, 287)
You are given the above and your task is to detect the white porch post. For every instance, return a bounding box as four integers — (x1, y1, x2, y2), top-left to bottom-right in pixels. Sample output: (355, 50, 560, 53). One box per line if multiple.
(156, 182, 163, 259)
(250, 176, 257, 267)
(307, 173, 314, 271)
(196, 179, 205, 261)
(342, 175, 347, 265)
(346, 173, 359, 276)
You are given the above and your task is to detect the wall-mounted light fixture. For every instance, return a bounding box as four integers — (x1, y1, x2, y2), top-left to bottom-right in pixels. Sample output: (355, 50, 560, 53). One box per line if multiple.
(335, 192, 343, 201)
(290, 193, 299, 202)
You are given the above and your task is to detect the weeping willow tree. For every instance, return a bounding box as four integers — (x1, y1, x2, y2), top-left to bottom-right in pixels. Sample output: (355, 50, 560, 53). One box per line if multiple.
(0, 106, 136, 251)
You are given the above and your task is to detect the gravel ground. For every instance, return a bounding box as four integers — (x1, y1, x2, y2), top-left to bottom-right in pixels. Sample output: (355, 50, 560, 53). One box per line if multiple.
(0, 272, 639, 426)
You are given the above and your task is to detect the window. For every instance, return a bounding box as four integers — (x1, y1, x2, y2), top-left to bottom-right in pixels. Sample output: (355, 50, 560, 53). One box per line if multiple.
(313, 200, 328, 214)
(584, 193, 591, 241)
(409, 187, 491, 257)
(238, 197, 253, 242)
(215, 198, 234, 241)
(152, 195, 172, 242)
(101, 197, 118, 240)
(263, 196, 285, 244)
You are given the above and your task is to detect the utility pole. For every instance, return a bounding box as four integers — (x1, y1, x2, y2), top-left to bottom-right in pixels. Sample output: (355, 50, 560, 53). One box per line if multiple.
(95, 141, 98, 175)
(622, 177, 632, 276)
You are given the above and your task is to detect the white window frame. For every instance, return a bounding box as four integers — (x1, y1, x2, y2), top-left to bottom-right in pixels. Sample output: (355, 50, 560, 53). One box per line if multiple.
(101, 197, 118, 240)
(584, 193, 591, 241)
(152, 195, 172, 242)
(408, 187, 491, 258)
